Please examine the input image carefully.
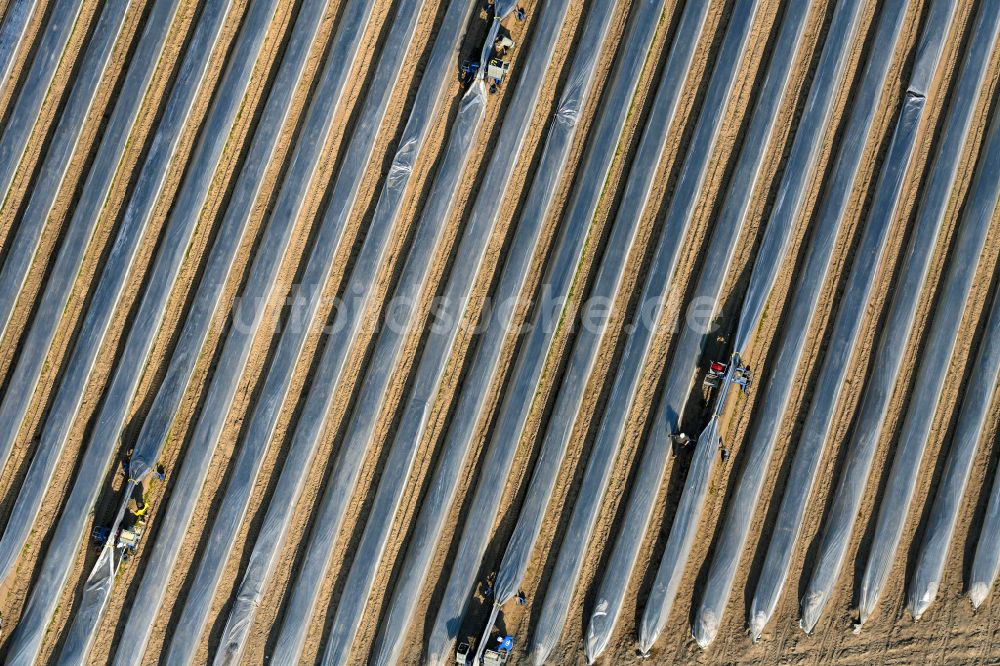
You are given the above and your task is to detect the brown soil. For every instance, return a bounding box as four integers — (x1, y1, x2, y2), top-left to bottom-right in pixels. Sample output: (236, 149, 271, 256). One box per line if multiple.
(0, 0, 998, 664)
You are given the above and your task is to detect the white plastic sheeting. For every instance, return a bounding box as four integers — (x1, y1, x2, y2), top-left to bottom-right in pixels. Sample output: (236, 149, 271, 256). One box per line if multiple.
(2, 0, 249, 662)
(748, 0, 958, 640)
(0, 0, 132, 344)
(799, 3, 1000, 631)
(586, 1, 814, 658)
(380, 2, 663, 663)
(0, 0, 83, 206)
(910, 258, 1000, 618)
(860, 82, 1000, 626)
(60, 480, 139, 665)
(168, 0, 477, 661)
(0, 0, 181, 526)
(526, 3, 765, 662)
(693, 0, 912, 646)
(0, 0, 36, 101)
(128, 0, 333, 489)
(214, 61, 486, 666)
(0, 0, 177, 595)
(0, 0, 111, 473)
(243, 85, 484, 666)
(58, 0, 331, 661)
(0, 0, 339, 654)
(0, 0, 222, 589)
(14, 0, 270, 552)
(427, 2, 711, 661)
(323, 0, 610, 646)
(639, 0, 869, 650)
(269, 3, 574, 661)
(973, 484, 1000, 605)
(111, 1, 408, 663)
(330, 0, 622, 662)
(495, 0, 708, 608)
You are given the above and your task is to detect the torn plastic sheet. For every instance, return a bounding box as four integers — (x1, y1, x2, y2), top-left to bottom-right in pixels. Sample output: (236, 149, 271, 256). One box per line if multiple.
(58, 480, 138, 664)
(380, 2, 663, 664)
(2, 0, 248, 660)
(114, 1, 414, 663)
(0, 0, 131, 345)
(332, 0, 622, 661)
(525, 3, 765, 663)
(270, 3, 574, 661)
(168, 0, 476, 660)
(0, 0, 83, 207)
(910, 257, 1000, 618)
(215, 66, 483, 666)
(0, 0, 181, 514)
(57, 0, 332, 660)
(861, 86, 1000, 626)
(800, 3, 1000, 631)
(0, 0, 37, 101)
(693, 0, 911, 647)
(748, 0, 958, 640)
(583, 1, 814, 658)
(0, 0, 226, 590)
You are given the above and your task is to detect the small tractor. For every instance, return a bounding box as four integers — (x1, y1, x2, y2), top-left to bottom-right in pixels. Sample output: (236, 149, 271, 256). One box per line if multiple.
(92, 518, 146, 562)
(703, 357, 753, 393)
(460, 20, 516, 92)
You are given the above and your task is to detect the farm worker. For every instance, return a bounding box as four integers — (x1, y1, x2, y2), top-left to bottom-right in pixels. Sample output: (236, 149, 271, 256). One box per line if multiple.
(734, 374, 750, 393)
(672, 432, 692, 458)
(121, 447, 134, 475)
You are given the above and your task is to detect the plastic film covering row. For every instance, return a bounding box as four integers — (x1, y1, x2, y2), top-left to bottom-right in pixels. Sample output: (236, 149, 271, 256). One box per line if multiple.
(2, 0, 252, 660)
(267, 1, 571, 661)
(586, 0, 815, 656)
(522, 3, 771, 661)
(800, 4, 1000, 631)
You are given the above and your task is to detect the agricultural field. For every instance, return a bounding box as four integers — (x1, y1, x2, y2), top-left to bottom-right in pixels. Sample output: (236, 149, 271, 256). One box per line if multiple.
(0, 0, 997, 664)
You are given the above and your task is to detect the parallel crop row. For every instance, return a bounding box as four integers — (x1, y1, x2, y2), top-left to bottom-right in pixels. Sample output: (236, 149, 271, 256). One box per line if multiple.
(748, 0, 959, 638)
(594, 0, 815, 654)
(4, 0, 284, 660)
(694, 0, 914, 646)
(800, 4, 1000, 631)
